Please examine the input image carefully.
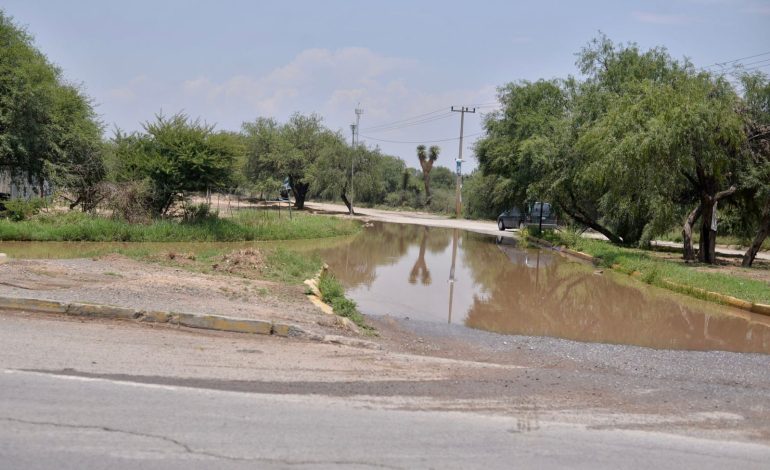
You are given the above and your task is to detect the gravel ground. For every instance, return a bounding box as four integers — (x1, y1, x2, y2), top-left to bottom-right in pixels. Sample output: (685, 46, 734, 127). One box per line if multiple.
(370, 315, 770, 443)
(0, 256, 345, 334)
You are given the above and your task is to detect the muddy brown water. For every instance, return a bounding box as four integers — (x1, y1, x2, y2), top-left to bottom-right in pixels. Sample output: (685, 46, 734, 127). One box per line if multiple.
(319, 222, 770, 354)
(3, 222, 770, 353)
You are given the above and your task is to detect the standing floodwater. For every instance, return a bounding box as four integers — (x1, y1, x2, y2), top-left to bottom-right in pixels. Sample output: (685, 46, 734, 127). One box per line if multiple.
(320, 222, 770, 354)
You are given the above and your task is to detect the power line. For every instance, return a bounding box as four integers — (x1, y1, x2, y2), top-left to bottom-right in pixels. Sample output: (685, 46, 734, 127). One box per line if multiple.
(734, 62, 770, 73)
(362, 102, 498, 132)
(359, 131, 485, 144)
(361, 107, 448, 131)
(361, 112, 455, 133)
(701, 50, 770, 70)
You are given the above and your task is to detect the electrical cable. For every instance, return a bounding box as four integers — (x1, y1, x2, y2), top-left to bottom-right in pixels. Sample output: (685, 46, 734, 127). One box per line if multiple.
(701, 51, 770, 70)
(360, 132, 485, 144)
(361, 107, 449, 131)
(361, 112, 455, 133)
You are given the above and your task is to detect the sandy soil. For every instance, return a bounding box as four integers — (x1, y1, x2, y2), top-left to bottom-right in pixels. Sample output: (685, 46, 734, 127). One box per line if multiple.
(0, 255, 348, 335)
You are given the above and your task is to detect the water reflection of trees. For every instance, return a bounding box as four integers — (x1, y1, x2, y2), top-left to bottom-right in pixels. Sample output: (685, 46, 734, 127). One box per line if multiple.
(461, 237, 770, 353)
(409, 227, 437, 285)
(319, 222, 450, 289)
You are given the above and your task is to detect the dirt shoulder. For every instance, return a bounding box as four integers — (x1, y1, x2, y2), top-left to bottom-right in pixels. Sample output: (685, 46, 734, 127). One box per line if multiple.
(0, 255, 351, 336)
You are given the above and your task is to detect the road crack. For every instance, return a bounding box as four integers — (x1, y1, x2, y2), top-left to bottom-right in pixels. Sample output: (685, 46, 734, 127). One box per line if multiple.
(0, 416, 403, 468)
(0, 416, 243, 461)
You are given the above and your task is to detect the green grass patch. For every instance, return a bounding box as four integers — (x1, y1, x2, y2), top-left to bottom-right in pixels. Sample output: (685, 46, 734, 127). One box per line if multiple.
(261, 248, 322, 285)
(318, 271, 376, 335)
(533, 232, 770, 305)
(0, 209, 359, 242)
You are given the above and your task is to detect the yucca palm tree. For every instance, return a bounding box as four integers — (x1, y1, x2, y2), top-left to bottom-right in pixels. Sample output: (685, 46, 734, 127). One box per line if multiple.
(416, 144, 440, 204)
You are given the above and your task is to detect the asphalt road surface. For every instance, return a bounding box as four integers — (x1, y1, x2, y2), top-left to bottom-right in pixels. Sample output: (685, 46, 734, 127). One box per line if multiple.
(1, 311, 769, 469)
(3, 369, 770, 470)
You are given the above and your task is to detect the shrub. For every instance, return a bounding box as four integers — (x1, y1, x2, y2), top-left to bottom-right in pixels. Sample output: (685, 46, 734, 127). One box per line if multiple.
(0, 197, 45, 221)
(182, 202, 217, 223)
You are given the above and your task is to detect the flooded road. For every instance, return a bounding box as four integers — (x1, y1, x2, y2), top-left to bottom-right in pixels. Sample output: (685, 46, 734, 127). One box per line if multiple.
(320, 222, 770, 354)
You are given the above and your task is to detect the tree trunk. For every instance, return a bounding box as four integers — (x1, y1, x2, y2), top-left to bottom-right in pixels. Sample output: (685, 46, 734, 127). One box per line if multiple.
(742, 201, 770, 267)
(292, 182, 309, 210)
(423, 174, 431, 204)
(697, 186, 736, 264)
(558, 197, 623, 244)
(682, 203, 702, 261)
(341, 191, 354, 216)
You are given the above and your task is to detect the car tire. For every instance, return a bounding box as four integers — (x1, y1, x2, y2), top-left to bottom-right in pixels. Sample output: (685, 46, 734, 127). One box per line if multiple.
(497, 219, 505, 231)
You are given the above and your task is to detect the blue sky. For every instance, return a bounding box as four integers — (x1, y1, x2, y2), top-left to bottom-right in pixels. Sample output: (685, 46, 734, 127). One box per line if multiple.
(3, 0, 769, 171)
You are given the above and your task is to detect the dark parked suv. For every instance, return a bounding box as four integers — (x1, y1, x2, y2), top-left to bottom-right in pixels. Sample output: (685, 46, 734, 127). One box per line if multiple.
(497, 202, 557, 231)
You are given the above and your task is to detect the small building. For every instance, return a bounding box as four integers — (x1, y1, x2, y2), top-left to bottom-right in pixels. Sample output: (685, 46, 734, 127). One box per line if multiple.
(0, 169, 51, 200)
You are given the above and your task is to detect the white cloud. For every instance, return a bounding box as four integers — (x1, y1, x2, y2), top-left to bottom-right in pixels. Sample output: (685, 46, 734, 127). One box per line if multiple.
(179, 47, 418, 121)
(105, 75, 148, 101)
(99, 47, 495, 166)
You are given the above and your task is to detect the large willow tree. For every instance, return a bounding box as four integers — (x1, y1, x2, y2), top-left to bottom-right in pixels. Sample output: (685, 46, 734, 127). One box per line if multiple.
(476, 35, 753, 263)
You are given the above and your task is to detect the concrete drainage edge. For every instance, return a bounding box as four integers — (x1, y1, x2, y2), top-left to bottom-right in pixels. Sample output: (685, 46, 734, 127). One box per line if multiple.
(303, 264, 362, 335)
(524, 236, 770, 317)
(0, 295, 380, 348)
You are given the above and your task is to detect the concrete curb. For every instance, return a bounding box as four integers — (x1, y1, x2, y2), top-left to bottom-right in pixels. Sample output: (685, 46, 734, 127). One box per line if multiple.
(523, 236, 770, 318)
(303, 265, 362, 334)
(0, 295, 315, 341)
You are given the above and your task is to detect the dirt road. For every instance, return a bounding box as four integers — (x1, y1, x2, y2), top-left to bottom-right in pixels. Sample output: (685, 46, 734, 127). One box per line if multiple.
(306, 201, 770, 261)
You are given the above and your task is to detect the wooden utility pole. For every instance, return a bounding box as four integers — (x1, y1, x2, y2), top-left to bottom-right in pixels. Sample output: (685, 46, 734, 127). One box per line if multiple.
(451, 106, 475, 218)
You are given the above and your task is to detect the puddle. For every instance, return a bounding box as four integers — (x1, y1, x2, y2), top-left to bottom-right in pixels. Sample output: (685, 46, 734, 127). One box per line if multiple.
(4, 223, 769, 353)
(319, 222, 770, 354)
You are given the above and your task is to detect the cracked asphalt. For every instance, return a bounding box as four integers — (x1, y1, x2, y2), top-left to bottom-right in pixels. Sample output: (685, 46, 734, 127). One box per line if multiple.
(3, 369, 770, 470)
(1, 310, 770, 468)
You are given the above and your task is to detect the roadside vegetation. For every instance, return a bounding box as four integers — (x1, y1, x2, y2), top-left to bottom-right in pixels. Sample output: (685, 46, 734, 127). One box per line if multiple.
(317, 271, 376, 334)
(0, 209, 358, 242)
(528, 229, 770, 305)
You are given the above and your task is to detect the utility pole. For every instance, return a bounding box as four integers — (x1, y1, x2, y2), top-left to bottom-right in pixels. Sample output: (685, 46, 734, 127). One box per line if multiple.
(349, 104, 363, 216)
(451, 106, 475, 218)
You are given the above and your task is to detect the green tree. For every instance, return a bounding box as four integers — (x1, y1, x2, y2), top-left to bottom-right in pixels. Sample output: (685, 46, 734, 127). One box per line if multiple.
(429, 166, 455, 190)
(108, 113, 238, 216)
(45, 84, 105, 211)
(416, 144, 440, 204)
(0, 11, 104, 207)
(309, 138, 386, 214)
(462, 170, 504, 219)
(476, 79, 568, 225)
(738, 72, 770, 266)
(242, 113, 335, 209)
